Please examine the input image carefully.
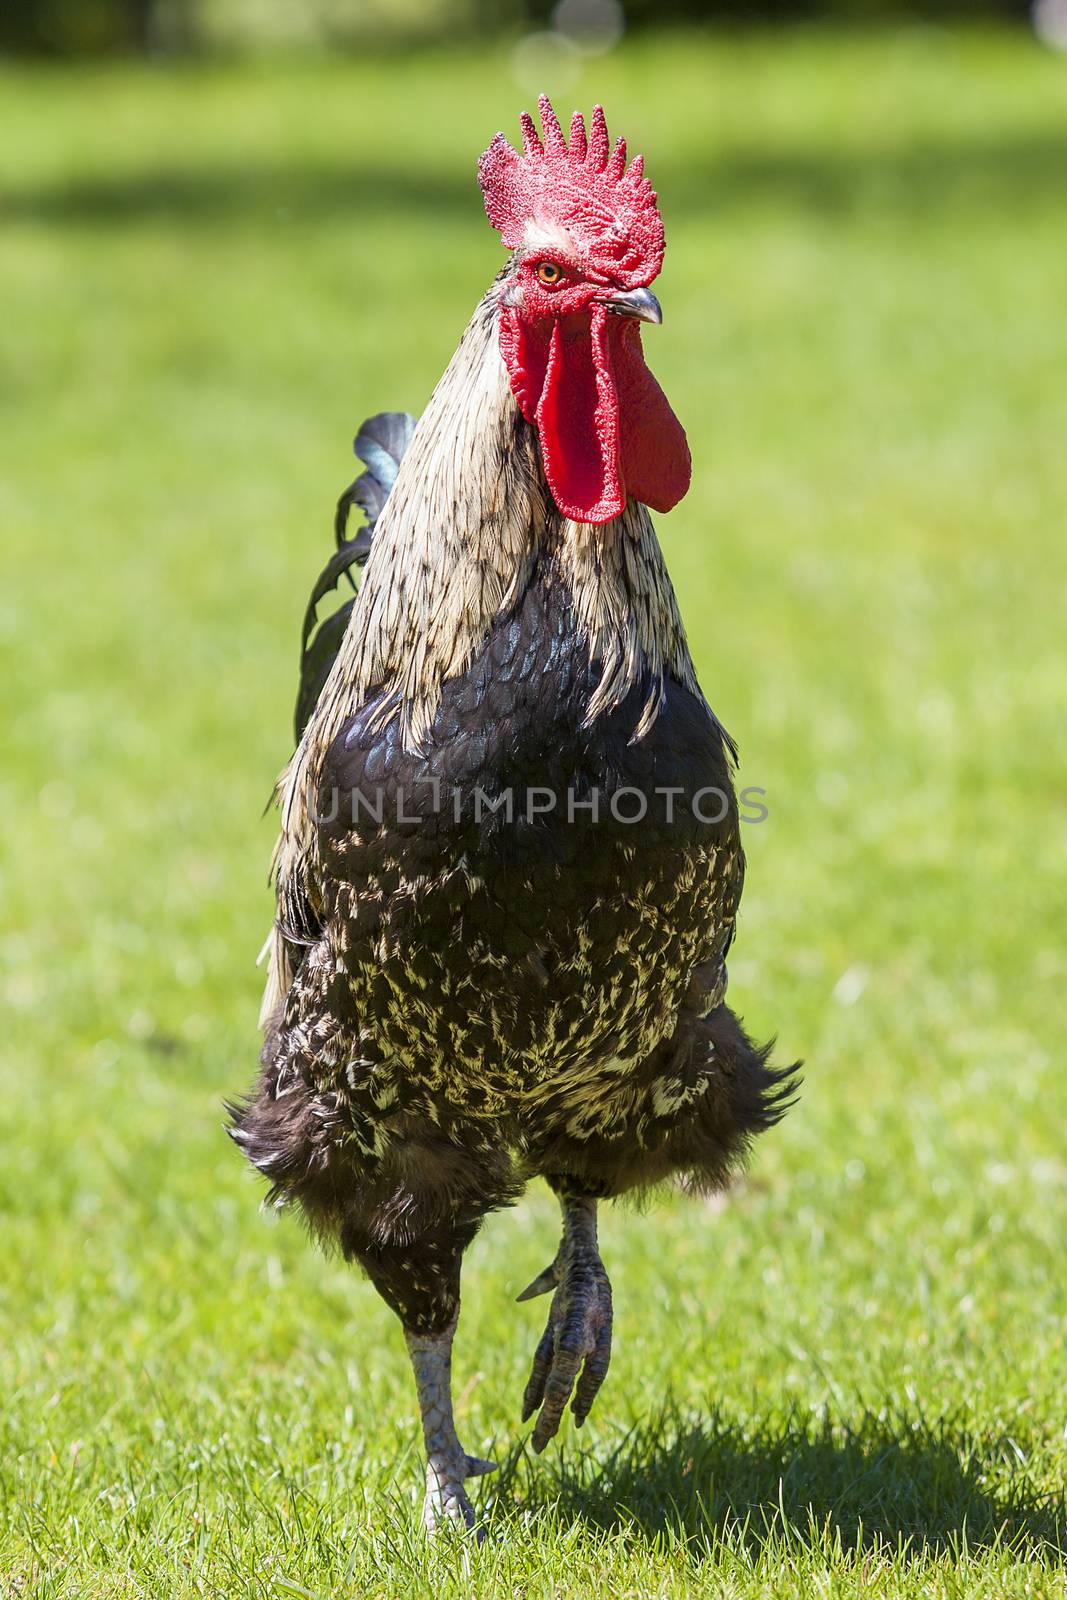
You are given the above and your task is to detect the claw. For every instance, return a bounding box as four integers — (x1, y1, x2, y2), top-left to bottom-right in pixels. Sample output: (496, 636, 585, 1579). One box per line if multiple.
(572, 1319, 612, 1427)
(516, 1263, 559, 1302)
(518, 1199, 613, 1449)
(464, 1455, 498, 1477)
(521, 1320, 555, 1422)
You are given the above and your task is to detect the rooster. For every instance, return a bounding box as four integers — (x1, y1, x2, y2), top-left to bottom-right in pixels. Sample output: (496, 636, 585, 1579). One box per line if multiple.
(230, 97, 797, 1533)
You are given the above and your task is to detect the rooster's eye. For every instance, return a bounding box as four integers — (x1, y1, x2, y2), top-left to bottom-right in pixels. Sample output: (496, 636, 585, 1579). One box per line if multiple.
(535, 261, 564, 286)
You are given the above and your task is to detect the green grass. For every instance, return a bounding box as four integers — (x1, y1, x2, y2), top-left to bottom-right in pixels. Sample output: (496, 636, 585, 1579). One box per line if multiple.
(2, 22, 1067, 1597)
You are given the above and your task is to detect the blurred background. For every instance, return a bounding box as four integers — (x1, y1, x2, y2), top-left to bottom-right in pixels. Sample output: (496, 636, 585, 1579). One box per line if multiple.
(2, 0, 1063, 56)
(2, 1, 1066, 1593)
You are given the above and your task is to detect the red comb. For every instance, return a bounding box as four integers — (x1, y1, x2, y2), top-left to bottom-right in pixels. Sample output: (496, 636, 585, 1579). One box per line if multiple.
(478, 96, 665, 288)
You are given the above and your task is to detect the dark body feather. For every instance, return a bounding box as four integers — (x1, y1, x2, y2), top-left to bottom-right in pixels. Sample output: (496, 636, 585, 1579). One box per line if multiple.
(233, 529, 794, 1325)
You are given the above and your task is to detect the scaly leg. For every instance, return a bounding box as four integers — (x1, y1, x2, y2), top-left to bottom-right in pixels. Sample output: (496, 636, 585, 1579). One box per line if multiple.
(405, 1316, 497, 1531)
(517, 1192, 613, 1451)
(354, 1212, 497, 1534)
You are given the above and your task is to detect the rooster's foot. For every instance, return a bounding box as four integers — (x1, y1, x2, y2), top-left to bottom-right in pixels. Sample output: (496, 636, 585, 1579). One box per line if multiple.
(518, 1195, 612, 1451)
(422, 1446, 496, 1534)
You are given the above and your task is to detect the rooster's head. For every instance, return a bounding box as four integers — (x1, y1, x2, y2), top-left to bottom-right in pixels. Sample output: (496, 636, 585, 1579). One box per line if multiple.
(479, 96, 690, 526)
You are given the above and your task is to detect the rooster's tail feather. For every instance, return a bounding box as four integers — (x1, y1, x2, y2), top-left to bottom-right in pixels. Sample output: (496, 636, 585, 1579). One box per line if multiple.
(294, 410, 417, 741)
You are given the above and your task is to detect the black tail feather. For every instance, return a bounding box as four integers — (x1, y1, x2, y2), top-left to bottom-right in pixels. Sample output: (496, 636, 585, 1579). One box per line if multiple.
(295, 409, 417, 742)
(343, 411, 417, 533)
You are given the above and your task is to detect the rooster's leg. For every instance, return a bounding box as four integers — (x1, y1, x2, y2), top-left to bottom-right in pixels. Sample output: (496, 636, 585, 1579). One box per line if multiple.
(356, 1220, 496, 1535)
(518, 1191, 612, 1450)
(406, 1317, 496, 1532)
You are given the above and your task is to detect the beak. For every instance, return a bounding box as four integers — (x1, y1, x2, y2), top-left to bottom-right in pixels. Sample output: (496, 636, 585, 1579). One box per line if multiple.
(601, 286, 663, 325)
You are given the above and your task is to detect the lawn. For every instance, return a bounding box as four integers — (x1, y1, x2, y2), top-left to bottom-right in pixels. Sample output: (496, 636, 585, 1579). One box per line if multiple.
(2, 21, 1066, 1598)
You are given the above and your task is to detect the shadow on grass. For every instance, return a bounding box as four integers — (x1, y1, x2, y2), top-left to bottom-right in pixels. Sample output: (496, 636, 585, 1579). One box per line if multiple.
(5, 132, 1065, 229)
(490, 1404, 1066, 1562)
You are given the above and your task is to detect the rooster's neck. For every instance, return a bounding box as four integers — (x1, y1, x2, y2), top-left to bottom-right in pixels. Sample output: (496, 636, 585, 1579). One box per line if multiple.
(326, 285, 545, 751)
(282, 281, 700, 858)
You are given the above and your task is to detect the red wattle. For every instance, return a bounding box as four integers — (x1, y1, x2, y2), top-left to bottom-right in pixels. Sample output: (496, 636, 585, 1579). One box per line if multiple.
(499, 304, 690, 525)
(537, 305, 622, 523)
(613, 319, 692, 516)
